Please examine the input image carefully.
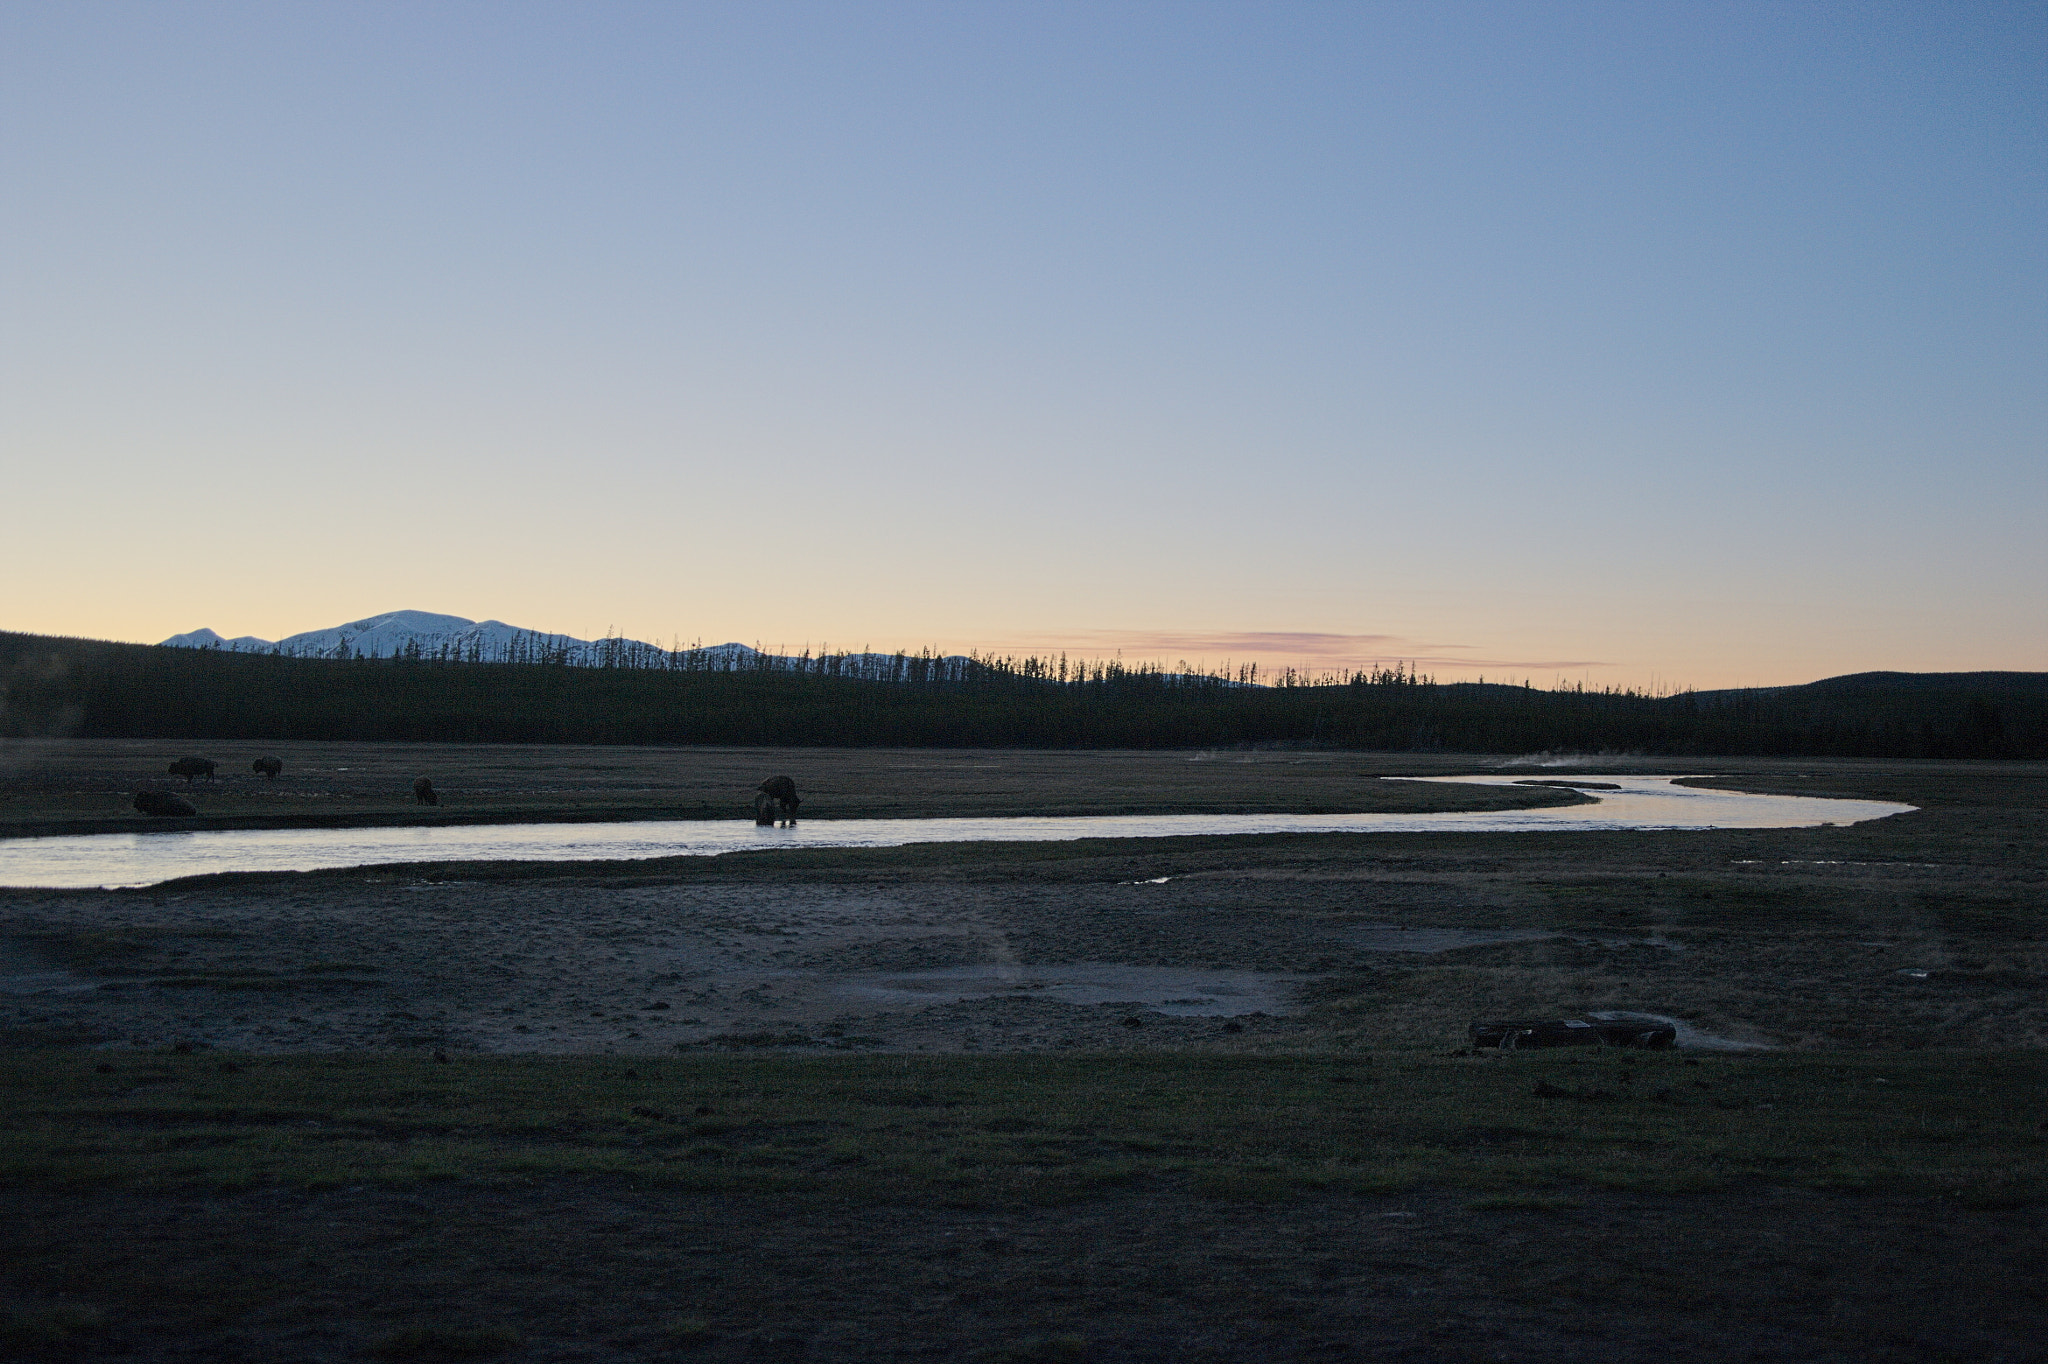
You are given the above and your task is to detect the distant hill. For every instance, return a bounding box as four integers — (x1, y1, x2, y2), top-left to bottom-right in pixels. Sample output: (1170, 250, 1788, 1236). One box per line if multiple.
(1670, 670, 2047, 759)
(1692, 672, 2048, 701)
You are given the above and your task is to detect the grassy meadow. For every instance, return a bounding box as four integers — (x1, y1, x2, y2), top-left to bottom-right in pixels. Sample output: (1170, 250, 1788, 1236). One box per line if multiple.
(3, 1047, 2042, 1208)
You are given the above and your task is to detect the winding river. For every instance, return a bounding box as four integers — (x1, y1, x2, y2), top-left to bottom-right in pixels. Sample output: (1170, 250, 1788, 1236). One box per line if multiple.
(0, 775, 1914, 890)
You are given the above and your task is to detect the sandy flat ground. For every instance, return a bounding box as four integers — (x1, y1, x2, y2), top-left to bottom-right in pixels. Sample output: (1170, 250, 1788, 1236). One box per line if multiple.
(0, 872, 1342, 1056)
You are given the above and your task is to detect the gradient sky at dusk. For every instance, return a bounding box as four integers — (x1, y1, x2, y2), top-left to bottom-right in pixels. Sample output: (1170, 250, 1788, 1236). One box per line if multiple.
(5, 2, 2042, 689)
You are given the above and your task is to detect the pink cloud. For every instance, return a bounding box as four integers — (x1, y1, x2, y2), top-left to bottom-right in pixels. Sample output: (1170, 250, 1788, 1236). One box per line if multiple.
(971, 629, 1609, 676)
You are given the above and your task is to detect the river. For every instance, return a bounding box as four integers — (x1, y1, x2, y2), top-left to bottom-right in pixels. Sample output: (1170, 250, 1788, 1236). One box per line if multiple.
(0, 775, 1914, 889)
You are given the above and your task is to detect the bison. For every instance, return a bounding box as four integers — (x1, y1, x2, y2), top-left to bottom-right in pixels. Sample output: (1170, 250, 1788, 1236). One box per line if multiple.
(413, 777, 438, 806)
(134, 791, 197, 817)
(167, 757, 216, 783)
(251, 756, 283, 779)
(756, 776, 800, 824)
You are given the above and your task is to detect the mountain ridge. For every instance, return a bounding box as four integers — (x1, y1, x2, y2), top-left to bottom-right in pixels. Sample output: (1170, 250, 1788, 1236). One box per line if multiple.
(160, 609, 967, 675)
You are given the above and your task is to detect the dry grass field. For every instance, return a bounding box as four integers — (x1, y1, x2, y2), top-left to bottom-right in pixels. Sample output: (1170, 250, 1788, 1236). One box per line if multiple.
(1, 743, 2043, 1361)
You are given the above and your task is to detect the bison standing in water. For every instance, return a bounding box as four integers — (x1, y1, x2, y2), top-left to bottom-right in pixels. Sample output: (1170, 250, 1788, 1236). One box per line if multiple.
(167, 757, 215, 783)
(755, 776, 799, 825)
(134, 791, 197, 817)
(413, 777, 439, 806)
(252, 756, 283, 779)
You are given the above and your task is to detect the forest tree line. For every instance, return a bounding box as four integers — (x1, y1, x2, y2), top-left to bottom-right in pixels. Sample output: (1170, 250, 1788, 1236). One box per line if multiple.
(2, 630, 2042, 758)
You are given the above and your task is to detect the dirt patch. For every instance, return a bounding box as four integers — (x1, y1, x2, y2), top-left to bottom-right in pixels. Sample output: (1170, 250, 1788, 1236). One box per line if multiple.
(0, 880, 1330, 1055)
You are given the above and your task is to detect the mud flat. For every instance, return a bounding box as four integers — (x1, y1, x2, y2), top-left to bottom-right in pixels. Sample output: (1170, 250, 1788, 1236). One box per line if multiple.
(0, 761, 2028, 1054)
(0, 752, 2041, 1360)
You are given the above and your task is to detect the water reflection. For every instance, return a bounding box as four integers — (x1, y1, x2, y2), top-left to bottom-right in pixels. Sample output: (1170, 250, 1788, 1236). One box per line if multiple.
(0, 776, 1914, 889)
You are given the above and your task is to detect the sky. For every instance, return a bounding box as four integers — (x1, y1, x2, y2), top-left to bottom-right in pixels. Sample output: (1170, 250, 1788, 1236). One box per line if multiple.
(3, 1, 2042, 690)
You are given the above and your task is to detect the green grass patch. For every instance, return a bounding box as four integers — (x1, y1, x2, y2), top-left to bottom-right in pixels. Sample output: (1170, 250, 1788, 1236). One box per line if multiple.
(15, 928, 243, 974)
(370, 1324, 522, 1358)
(1464, 1193, 1584, 1211)
(1926, 892, 2040, 940)
(656, 1316, 716, 1347)
(969, 1336, 1091, 1363)
(0, 1302, 108, 1348)
(1, 1049, 2042, 1205)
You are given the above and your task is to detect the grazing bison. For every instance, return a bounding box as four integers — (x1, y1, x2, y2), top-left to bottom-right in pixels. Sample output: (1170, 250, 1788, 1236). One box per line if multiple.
(134, 791, 197, 817)
(252, 756, 283, 779)
(167, 757, 215, 783)
(756, 776, 800, 824)
(413, 777, 438, 806)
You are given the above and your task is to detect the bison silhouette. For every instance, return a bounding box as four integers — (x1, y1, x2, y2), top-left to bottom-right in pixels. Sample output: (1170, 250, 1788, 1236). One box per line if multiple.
(756, 776, 800, 824)
(134, 791, 197, 817)
(413, 777, 439, 806)
(167, 757, 215, 783)
(252, 756, 283, 779)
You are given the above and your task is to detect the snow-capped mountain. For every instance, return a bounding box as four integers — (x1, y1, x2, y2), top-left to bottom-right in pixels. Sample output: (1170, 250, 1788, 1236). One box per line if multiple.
(162, 610, 741, 664)
(159, 627, 279, 652)
(266, 609, 521, 659)
(159, 610, 971, 678)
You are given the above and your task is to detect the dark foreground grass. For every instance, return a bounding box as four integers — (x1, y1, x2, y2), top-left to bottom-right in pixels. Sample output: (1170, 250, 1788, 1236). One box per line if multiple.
(5, 1047, 2041, 1207)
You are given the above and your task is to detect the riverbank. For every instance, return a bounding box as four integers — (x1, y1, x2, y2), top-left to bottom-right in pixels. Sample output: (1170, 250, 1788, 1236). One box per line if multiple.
(2, 753, 2041, 1361)
(1, 776, 1919, 890)
(3, 760, 2039, 1055)
(0, 741, 1592, 840)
